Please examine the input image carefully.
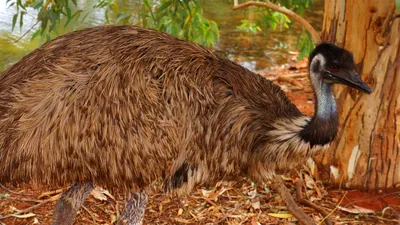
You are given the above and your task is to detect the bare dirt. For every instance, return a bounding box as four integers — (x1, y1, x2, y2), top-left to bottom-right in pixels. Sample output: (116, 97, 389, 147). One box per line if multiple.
(1, 60, 399, 225)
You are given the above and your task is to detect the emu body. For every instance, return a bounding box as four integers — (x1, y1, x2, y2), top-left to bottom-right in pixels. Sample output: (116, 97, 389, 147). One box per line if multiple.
(1, 26, 313, 191)
(0, 25, 371, 224)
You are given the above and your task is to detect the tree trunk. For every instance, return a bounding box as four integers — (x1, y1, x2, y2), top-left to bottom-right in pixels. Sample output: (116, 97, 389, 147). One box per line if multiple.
(313, 0, 400, 190)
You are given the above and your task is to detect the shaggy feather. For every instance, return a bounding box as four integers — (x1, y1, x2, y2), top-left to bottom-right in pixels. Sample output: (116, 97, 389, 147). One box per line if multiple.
(0, 25, 327, 195)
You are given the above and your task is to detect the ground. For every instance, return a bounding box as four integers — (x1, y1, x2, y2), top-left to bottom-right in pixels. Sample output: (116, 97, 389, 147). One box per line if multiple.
(1, 61, 399, 225)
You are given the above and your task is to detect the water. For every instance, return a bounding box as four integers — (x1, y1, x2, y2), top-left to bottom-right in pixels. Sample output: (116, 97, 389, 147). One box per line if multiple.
(0, 0, 323, 72)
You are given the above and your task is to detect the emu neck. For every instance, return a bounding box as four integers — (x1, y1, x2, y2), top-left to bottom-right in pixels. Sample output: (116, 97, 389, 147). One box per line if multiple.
(300, 75, 339, 147)
(314, 82, 336, 120)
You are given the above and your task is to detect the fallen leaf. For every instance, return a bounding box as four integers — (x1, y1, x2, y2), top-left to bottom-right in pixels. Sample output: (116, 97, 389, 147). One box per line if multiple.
(251, 200, 260, 210)
(9, 206, 18, 212)
(304, 174, 314, 189)
(9, 213, 36, 218)
(0, 193, 10, 199)
(110, 214, 118, 224)
(33, 217, 39, 224)
(174, 217, 192, 224)
(248, 189, 257, 199)
(309, 197, 321, 202)
(268, 213, 293, 219)
(91, 188, 107, 201)
(280, 175, 292, 181)
(178, 208, 183, 216)
(101, 189, 115, 200)
(91, 187, 114, 201)
(201, 189, 212, 198)
(339, 190, 386, 211)
(338, 205, 375, 214)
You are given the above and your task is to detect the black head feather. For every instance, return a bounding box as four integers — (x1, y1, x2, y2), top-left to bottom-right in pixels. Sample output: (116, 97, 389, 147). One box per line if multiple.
(309, 42, 355, 72)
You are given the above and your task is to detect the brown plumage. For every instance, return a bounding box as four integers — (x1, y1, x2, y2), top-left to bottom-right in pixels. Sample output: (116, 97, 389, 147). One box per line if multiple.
(0, 26, 371, 201)
(0, 25, 308, 193)
(0, 25, 373, 225)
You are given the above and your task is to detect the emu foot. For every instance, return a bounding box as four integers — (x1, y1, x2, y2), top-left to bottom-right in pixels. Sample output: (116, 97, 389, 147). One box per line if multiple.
(53, 182, 94, 225)
(118, 190, 148, 225)
(273, 176, 316, 225)
(295, 178, 333, 225)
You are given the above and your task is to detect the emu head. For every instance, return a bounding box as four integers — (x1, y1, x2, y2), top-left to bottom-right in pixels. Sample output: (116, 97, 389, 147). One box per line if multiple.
(308, 43, 372, 94)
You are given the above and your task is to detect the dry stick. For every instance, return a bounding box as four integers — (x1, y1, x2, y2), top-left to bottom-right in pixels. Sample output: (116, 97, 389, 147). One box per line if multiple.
(294, 179, 333, 225)
(81, 205, 97, 224)
(318, 191, 347, 225)
(269, 72, 307, 80)
(38, 188, 64, 199)
(13, 21, 39, 43)
(232, 0, 321, 43)
(6, 197, 43, 203)
(277, 76, 304, 89)
(0, 183, 36, 196)
(0, 197, 55, 220)
(273, 176, 316, 225)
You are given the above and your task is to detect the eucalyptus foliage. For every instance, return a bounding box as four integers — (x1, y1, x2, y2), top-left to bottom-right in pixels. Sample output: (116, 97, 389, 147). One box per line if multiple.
(7, 0, 219, 46)
(6, 0, 314, 54)
(236, 0, 314, 58)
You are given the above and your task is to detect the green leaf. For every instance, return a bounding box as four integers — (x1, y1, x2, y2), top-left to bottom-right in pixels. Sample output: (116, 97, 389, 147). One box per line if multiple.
(157, 1, 172, 13)
(40, 14, 48, 34)
(116, 13, 131, 23)
(11, 13, 18, 31)
(104, 9, 110, 23)
(31, 29, 41, 41)
(64, 5, 72, 27)
(18, 0, 26, 10)
(32, 0, 44, 10)
(19, 11, 26, 30)
(81, 11, 90, 22)
(47, 10, 57, 32)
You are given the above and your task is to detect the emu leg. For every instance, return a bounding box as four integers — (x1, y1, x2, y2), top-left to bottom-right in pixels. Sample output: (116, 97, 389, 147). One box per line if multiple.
(53, 182, 94, 225)
(273, 176, 316, 225)
(118, 190, 148, 225)
(295, 179, 333, 225)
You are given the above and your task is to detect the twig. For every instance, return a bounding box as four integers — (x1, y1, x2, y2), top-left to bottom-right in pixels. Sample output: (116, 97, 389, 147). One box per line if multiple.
(277, 76, 304, 89)
(233, 1, 321, 43)
(38, 188, 64, 199)
(13, 21, 39, 43)
(273, 176, 317, 225)
(0, 197, 55, 220)
(318, 191, 348, 225)
(6, 197, 43, 203)
(81, 205, 97, 224)
(197, 197, 219, 207)
(268, 72, 308, 81)
(295, 179, 333, 225)
(0, 183, 35, 196)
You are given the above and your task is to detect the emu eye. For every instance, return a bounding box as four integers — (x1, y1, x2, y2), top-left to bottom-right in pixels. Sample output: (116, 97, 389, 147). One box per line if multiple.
(329, 65, 339, 71)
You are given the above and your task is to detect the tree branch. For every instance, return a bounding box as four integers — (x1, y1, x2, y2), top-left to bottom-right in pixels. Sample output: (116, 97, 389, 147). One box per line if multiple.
(273, 176, 317, 225)
(232, 0, 321, 43)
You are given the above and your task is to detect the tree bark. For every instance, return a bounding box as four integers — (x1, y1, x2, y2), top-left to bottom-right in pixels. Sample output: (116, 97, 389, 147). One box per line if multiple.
(314, 0, 400, 190)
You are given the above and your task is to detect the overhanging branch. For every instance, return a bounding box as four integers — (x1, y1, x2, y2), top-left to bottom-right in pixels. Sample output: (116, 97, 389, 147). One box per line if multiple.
(232, 0, 321, 43)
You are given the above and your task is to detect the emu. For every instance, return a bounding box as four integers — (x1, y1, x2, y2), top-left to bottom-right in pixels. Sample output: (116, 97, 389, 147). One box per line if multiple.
(0, 25, 371, 225)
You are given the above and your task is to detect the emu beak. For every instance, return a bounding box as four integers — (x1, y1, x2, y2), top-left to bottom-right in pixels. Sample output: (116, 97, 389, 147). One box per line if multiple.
(328, 70, 372, 94)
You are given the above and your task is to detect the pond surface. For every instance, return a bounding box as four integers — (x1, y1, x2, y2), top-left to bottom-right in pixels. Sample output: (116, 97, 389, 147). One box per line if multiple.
(0, 0, 323, 72)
